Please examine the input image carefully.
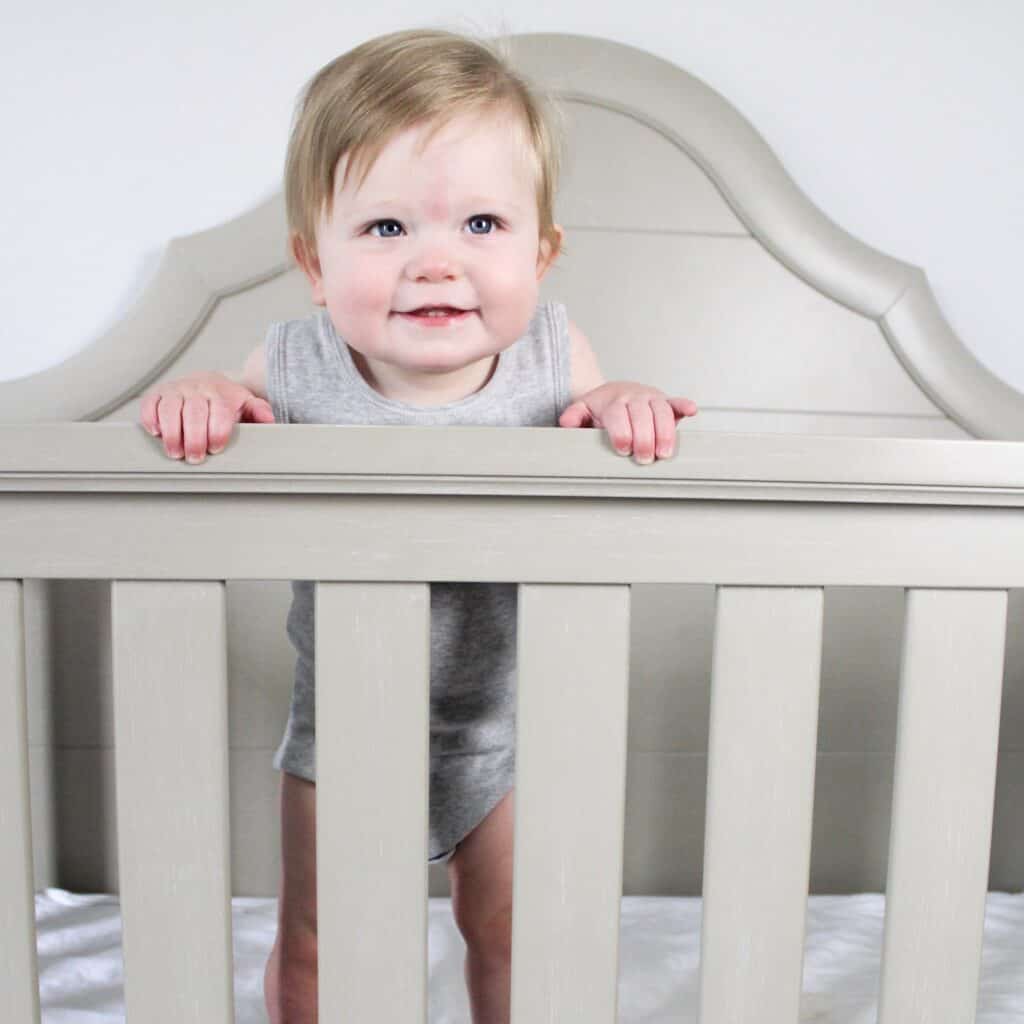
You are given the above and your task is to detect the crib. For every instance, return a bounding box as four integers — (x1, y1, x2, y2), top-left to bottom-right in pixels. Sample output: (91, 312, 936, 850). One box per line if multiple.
(3, 30, 1024, 1024)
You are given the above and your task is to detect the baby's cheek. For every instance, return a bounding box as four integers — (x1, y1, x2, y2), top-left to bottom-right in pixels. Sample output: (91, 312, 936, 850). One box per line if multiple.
(485, 280, 539, 343)
(335, 269, 391, 316)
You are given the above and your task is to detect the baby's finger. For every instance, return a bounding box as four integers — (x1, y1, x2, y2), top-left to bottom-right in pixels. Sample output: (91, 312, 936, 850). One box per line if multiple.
(155, 394, 185, 459)
(652, 399, 677, 458)
(627, 400, 656, 464)
(242, 396, 277, 424)
(669, 397, 698, 418)
(602, 403, 633, 455)
(558, 400, 593, 429)
(181, 397, 212, 464)
(207, 400, 238, 454)
(139, 391, 161, 436)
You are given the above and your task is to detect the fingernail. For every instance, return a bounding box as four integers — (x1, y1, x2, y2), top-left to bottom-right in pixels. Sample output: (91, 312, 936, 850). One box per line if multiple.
(209, 446, 223, 455)
(186, 454, 203, 464)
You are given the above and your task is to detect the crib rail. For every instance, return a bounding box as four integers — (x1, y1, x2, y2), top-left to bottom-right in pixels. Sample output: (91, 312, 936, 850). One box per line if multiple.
(2, 423, 1023, 1023)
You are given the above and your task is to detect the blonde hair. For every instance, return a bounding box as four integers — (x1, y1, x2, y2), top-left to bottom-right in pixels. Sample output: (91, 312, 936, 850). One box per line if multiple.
(283, 27, 566, 268)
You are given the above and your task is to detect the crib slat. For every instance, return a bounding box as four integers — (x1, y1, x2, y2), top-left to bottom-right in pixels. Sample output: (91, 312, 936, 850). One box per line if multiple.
(0, 580, 41, 1023)
(879, 588, 1007, 1022)
(512, 584, 631, 1024)
(700, 586, 824, 1024)
(315, 582, 430, 1022)
(111, 581, 233, 1023)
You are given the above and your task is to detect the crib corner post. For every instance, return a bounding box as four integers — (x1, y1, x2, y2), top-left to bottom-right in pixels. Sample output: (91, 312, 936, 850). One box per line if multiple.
(0, 579, 42, 1023)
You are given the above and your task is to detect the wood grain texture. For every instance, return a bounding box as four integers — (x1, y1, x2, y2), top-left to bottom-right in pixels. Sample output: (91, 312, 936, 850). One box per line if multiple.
(879, 589, 1008, 1022)
(4, 423, 1022, 491)
(512, 584, 631, 1023)
(111, 581, 233, 1023)
(699, 587, 824, 1023)
(3, 493, 1024, 587)
(315, 582, 431, 1022)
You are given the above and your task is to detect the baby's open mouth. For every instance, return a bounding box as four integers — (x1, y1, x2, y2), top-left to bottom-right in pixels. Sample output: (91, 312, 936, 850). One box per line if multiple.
(399, 307, 474, 321)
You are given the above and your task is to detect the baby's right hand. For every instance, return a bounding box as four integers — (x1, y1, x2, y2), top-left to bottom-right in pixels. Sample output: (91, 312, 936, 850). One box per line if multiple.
(139, 371, 275, 464)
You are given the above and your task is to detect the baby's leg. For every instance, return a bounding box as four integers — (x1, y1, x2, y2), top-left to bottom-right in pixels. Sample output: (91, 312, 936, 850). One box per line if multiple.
(447, 789, 516, 1024)
(264, 771, 318, 1024)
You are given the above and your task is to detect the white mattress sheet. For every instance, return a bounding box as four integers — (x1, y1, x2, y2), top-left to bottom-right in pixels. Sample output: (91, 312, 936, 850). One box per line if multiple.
(34, 888, 1024, 1022)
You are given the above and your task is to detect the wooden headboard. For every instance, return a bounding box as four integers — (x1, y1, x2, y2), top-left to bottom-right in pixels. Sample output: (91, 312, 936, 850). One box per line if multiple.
(3, 33, 1021, 439)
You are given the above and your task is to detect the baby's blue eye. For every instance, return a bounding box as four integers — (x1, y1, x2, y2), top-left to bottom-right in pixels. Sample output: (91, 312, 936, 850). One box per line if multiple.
(368, 219, 403, 238)
(467, 214, 498, 235)
(367, 215, 500, 238)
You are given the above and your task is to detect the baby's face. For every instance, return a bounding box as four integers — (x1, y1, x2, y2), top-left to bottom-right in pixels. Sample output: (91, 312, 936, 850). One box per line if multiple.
(302, 110, 559, 390)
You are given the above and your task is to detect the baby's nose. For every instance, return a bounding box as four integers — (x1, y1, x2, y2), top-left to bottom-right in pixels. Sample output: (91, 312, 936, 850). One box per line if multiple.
(413, 262, 456, 282)
(409, 244, 459, 281)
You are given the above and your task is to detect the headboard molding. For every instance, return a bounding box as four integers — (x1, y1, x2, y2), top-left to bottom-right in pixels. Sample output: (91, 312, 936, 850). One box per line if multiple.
(1, 197, 290, 423)
(3, 32, 1020, 438)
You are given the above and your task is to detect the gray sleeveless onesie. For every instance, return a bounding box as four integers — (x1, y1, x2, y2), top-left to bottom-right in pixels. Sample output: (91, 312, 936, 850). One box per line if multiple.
(265, 301, 572, 862)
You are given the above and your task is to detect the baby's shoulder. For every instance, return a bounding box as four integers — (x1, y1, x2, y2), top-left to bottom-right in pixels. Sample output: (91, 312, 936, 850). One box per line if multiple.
(264, 310, 336, 361)
(240, 344, 267, 399)
(526, 299, 570, 339)
(265, 309, 323, 340)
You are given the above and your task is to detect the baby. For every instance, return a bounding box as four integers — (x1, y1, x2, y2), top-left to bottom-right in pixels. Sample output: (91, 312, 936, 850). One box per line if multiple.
(140, 27, 696, 1024)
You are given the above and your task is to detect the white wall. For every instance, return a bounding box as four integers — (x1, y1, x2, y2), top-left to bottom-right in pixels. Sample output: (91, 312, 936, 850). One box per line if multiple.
(3, 0, 1022, 392)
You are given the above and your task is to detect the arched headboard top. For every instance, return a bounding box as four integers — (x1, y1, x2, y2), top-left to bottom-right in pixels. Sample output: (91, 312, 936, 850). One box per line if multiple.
(3, 32, 1020, 439)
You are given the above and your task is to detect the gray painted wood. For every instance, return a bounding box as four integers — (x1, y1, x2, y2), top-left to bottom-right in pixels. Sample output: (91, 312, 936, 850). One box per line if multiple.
(509, 33, 1024, 440)
(315, 583, 430, 1022)
(110, 581, 234, 1022)
(699, 587, 823, 1023)
(9, 422, 1024, 493)
(3, 491, 1024, 587)
(33, 585, 1019, 897)
(879, 589, 1008, 1022)
(0, 195, 289, 423)
(22, 579, 57, 891)
(556, 99, 748, 234)
(883, 273, 1024, 439)
(512, 584, 630, 1023)
(544, 234, 940, 421)
(0, 580, 41, 1023)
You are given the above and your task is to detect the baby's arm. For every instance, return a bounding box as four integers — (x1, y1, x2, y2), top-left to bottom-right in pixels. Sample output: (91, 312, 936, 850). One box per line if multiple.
(559, 320, 698, 464)
(139, 344, 274, 463)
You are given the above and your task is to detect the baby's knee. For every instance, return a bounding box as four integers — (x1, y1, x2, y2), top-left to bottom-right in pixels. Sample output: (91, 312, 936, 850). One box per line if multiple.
(459, 902, 513, 965)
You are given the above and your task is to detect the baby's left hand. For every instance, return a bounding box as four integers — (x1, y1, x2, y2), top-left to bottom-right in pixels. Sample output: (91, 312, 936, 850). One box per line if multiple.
(558, 382, 698, 464)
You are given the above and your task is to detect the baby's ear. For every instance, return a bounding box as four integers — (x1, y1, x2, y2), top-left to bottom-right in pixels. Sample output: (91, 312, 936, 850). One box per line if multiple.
(291, 234, 326, 306)
(536, 224, 564, 281)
